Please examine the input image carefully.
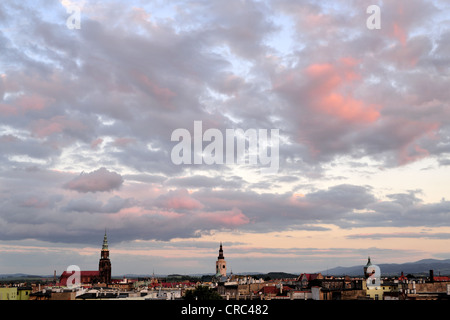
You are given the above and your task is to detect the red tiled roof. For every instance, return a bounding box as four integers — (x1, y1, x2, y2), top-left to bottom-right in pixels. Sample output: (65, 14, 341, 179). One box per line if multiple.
(260, 286, 278, 294)
(255, 286, 282, 295)
(59, 270, 100, 286)
(60, 271, 99, 277)
(433, 276, 450, 282)
(398, 272, 407, 281)
(299, 273, 321, 281)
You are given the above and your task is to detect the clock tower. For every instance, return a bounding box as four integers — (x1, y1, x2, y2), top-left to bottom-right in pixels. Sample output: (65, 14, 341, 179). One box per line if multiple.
(215, 242, 227, 277)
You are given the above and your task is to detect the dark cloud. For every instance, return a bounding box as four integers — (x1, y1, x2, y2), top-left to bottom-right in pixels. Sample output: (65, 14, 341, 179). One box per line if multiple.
(63, 195, 133, 213)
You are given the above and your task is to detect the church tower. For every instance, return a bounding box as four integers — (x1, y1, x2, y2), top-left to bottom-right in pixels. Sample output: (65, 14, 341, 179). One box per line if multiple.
(215, 242, 227, 277)
(363, 256, 372, 279)
(98, 231, 112, 284)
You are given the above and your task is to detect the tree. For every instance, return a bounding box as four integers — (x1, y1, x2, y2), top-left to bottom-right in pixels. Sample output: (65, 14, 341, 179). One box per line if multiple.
(184, 286, 223, 300)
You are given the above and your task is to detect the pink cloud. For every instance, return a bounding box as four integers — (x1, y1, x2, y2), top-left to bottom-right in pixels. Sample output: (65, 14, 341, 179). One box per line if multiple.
(155, 189, 204, 210)
(305, 59, 381, 124)
(113, 137, 135, 147)
(394, 120, 439, 165)
(197, 208, 250, 227)
(384, 36, 429, 69)
(20, 197, 49, 209)
(116, 207, 184, 219)
(393, 23, 408, 46)
(0, 94, 54, 117)
(90, 138, 103, 149)
(64, 167, 124, 193)
(31, 115, 87, 138)
(133, 72, 176, 109)
(17, 95, 53, 112)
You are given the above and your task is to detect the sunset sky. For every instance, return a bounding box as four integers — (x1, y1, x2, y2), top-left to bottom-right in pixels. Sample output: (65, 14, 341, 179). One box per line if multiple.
(1, 0, 450, 277)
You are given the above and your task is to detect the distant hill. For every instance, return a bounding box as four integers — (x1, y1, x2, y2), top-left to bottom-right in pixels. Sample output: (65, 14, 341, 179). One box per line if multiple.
(244, 272, 299, 279)
(0, 273, 53, 280)
(318, 259, 450, 276)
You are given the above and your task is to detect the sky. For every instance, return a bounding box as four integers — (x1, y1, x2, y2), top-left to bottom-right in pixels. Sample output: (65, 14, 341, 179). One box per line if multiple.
(1, 0, 450, 277)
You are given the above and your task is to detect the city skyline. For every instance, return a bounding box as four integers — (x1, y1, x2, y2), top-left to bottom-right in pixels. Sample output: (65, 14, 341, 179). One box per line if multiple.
(1, 0, 450, 276)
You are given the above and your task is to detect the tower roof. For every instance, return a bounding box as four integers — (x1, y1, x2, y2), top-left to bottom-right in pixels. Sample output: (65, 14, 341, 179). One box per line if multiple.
(102, 230, 108, 250)
(218, 242, 224, 260)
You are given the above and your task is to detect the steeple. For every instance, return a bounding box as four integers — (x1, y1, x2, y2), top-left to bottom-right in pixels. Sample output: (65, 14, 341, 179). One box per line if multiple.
(218, 242, 224, 260)
(363, 256, 372, 279)
(102, 230, 109, 251)
(215, 242, 227, 278)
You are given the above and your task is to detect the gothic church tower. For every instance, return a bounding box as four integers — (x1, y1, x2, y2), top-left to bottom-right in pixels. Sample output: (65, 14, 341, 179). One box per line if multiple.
(99, 231, 112, 284)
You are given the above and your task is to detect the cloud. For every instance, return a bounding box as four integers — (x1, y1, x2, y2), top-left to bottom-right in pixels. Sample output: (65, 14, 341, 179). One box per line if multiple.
(347, 232, 450, 240)
(154, 189, 205, 210)
(63, 167, 124, 193)
(0, 0, 450, 275)
(63, 195, 133, 213)
(165, 175, 245, 189)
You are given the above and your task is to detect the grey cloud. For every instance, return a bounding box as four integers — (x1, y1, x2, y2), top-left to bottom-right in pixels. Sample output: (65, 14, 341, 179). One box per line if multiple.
(63, 197, 103, 213)
(0, 181, 449, 245)
(63, 195, 133, 214)
(165, 175, 245, 189)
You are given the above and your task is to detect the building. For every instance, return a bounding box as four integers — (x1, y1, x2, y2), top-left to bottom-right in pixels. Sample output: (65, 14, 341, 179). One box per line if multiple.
(362, 257, 394, 300)
(430, 269, 450, 282)
(0, 288, 17, 300)
(60, 231, 112, 286)
(399, 270, 450, 300)
(298, 273, 323, 289)
(217, 276, 265, 300)
(0, 287, 32, 300)
(215, 242, 227, 278)
(17, 287, 32, 300)
(98, 231, 112, 284)
(363, 279, 396, 300)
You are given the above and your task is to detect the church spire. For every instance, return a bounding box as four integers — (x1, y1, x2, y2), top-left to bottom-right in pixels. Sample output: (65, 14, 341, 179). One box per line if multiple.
(102, 229, 109, 251)
(218, 242, 224, 260)
(215, 242, 227, 278)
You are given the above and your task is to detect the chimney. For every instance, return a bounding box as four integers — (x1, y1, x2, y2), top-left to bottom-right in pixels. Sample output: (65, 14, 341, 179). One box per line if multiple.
(429, 270, 434, 282)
